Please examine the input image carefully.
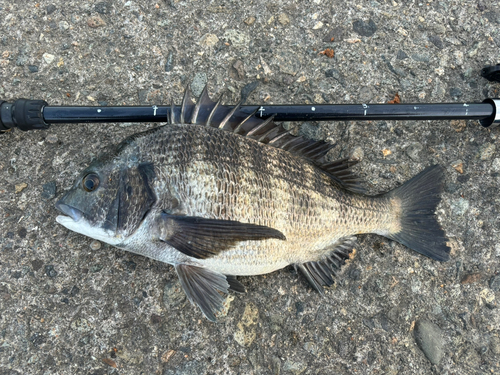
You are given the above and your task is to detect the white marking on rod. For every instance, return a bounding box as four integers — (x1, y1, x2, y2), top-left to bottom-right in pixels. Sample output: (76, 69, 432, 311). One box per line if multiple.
(414, 106, 419, 110)
(362, 104, 368, 116)
(311, 107, 316, 111)
(97, 109, 102, 113)
(463, 103, 469, 107)
(258, 106, 265, 117)
(152, 105, 158, 116)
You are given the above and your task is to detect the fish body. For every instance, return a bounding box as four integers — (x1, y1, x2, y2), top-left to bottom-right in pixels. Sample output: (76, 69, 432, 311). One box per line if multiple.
(56, 87, 450, 321)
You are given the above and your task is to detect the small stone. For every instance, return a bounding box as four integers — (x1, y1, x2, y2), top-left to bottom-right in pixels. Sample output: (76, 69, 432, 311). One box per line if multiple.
(87, 16, 106, 28)
(452, 160, 464, 174)
(405, 142, 424, 161)
(46, 134, 58, 144)
(411, 54, 430, 63)
(490, 336, 500, 355)
(350, 146, 364, 162)
(396, 50, 408, 60)
(450, 198, 469, 216)
(428, 35, 444, 49)
(479, 143, 496, 160)
(414, 320, 444, 365)
(59, 21, 70, 31)
(353, 19, 377, 37)
(41, 181, 57, 200)
(163, 279, 186, 308)
(244, 16, 256, 26)
(283, 360, 307, 375)
(382, 148, 392, 157)
(231, 59, 245, 80)
(322, 27, 346, 42)
(28, 65, 39, 73)
(223, 29, 250, 48)
(233, 302, 259, 347)
(278, 13, 290, 26)
(304, 341, 318, 355)
(45, 265, 57, 278)
(461, 273, 481, 284)
(190, 72, 207, 97)
(42, 53, 55, 64)
(15, 183, 28, 194)
(46, 4, 56, 14)
(451, 120, 466, 132)
(95, 2, 111, 14)
(90, 240, 101, 251)
(70, 318, 92, 333)
(492, 158, 500, 172)
(199, 33, 219, 47)
(164, 50, 174, 72)
(449, 87, 462, 98)
(312, 21, 324, 30)
(490, 274, 500, 292)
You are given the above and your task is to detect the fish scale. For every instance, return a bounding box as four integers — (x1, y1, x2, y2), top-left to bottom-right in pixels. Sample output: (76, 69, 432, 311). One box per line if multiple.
(55, 86, 450, 321)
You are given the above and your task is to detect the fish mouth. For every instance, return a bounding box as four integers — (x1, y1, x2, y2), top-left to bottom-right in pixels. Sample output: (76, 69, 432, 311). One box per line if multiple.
(55, 201, 83, 222)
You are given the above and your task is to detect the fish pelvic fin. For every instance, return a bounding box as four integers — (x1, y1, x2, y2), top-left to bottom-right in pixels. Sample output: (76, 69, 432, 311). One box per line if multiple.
(383, 165, 450, 261)
(175, 264, 244, 322)
(296, 236, 356, 294)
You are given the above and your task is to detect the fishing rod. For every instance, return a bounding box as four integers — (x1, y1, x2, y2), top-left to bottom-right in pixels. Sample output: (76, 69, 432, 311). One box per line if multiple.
(1, 64, 500, 133)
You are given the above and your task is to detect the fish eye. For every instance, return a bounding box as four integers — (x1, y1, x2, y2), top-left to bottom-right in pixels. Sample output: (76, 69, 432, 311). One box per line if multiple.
(82, 173, 100, 192)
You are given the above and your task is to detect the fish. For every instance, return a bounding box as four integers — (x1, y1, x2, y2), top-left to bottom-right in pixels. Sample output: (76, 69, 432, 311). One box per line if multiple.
(55, 86, 450, 321)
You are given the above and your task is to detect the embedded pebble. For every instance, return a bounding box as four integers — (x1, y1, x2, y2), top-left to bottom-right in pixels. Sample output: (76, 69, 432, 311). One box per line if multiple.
(46, 134, 58, 144)
(90, 240, 101, 251)
(278, 13, 290, 26)
(490, 274, 500, 292)
(190, 72, 207, 97)
(353, 19, 377, 37)
(42, 53, 55, 64)
(233, 302, 259, 347)
(283, 360, 307, 375)
(450, 198, 469, 216)
(15, 183, 28, 194)
(405, 142, 424, 161)
(199, 33, 219, 47)
(350, 146, 364, 162)
(479, 143, 496, 160)
(163, 279, 186, 308)
(59, 21, 70, 31)
(223, 29, 250, 48)
(492, 158, 500, 172)
(41, 181, 56, 200)
(414, 319, 444, 365)
(244, 16, 256, 26)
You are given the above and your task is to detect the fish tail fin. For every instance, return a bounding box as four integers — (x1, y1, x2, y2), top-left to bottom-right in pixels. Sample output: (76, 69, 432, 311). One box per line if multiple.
(384, 165, 450, 261)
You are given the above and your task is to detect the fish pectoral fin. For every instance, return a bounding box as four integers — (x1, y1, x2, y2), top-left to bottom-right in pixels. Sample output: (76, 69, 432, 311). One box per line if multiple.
(175, 264, 233, 322)
(296, 236, 356, 294)
(158, 213, 286, 259)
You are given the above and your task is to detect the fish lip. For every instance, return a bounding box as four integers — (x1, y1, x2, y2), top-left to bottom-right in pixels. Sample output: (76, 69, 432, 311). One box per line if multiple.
(55, 201, 83, 222)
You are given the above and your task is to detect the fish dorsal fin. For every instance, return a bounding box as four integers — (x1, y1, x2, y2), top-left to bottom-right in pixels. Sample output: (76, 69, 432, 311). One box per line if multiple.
(177, 85, 362, 191)
(296, 236, 356, 294)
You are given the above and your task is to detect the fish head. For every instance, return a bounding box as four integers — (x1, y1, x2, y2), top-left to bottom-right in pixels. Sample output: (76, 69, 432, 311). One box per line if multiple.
(55, 148, 156, 246)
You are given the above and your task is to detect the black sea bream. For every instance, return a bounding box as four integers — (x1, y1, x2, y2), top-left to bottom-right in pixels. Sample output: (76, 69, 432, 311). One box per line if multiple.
(56, 87, 450, 321)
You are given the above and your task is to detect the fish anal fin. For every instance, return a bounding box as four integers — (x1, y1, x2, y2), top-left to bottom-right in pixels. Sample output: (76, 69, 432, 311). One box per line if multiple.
(175, 264, 231, 322)
(296, 236, 356, 293)
(158, 213, 286, 259)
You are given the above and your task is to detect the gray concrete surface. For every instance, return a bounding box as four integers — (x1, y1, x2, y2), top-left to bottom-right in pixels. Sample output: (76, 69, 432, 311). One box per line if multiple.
(1, 0, 499, 374)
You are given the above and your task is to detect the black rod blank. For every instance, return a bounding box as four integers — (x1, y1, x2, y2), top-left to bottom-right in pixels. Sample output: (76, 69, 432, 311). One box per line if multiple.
(43, 102, 494, 124)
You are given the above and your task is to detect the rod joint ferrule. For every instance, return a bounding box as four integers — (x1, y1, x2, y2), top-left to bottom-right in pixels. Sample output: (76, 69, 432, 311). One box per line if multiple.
(479, 98, 500, 128)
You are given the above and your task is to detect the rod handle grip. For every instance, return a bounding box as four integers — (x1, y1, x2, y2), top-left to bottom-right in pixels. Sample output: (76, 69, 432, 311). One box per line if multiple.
(0, 99, 49, 132)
